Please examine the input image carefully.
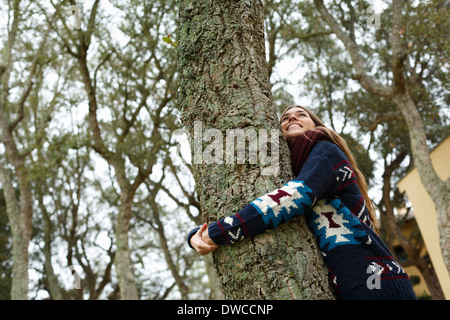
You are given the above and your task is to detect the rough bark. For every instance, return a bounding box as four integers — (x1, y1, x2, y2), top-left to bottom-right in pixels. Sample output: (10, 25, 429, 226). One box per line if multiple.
(177, 0, 334, 299)
(203, 254, 224, 300)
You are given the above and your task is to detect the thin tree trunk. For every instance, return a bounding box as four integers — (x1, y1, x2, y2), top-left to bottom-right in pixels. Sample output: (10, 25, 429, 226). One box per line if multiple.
(159, 164, 224, 298)
(381, 152, 445, 300)
(0, 164, 31, 300)
(390, 0, 450, 274)
(149, 192, 190, 299)
(39, 191, 65, 300)
(114, 190, 139, 300)
(0, 61, 34, 300)
(77, 51, 139, 300)
(178, 0, 334, 299)
(0, 0, 53, 299)
(392, 93, 450, 276)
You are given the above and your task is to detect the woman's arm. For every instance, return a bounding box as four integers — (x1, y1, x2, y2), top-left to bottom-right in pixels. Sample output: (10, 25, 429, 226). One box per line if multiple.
(205, 141, 342, 246)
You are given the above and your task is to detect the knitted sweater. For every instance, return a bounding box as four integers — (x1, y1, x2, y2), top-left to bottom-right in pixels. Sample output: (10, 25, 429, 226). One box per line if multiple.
(187, 138, 417, 300)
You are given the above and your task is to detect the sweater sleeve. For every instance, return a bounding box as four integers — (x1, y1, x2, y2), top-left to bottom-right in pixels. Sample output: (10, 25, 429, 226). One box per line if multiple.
(207, 141, 343, 245)
(187, 226, 201, 249)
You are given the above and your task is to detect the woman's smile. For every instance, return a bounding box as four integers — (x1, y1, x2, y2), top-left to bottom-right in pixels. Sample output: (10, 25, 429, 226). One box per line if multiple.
(280, 107, 316, 143)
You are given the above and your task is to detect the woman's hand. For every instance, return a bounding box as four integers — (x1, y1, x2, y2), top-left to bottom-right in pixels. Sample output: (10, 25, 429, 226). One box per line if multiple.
(201, 225, 217, 246)
(190, 223, 219, 255)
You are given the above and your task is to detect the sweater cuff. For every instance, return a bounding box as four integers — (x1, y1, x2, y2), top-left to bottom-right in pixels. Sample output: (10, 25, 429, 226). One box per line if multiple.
(187, 226, 200, 249)
(207, 204, 267, 245)
(208, 221, 228, 245)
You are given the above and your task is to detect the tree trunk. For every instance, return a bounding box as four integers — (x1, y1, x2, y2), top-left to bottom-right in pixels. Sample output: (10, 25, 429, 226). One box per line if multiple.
(114, 190, 139, 300)
(78, 52, 140, 300)
(0, 114, 33, 300)
(148, 188, 190, 299)
(177, 0, 334, 299)
(39, 193, 65, 300)
(381, 152, 445, 300)
(392, 93, 450, 276)
(390, 0, 450, 275)
(0, 165, 30, 300)
(0, 0, 52, 299)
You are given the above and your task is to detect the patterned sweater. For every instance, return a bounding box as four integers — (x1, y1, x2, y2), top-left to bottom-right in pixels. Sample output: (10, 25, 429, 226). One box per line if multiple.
(188, 140, 417, 300)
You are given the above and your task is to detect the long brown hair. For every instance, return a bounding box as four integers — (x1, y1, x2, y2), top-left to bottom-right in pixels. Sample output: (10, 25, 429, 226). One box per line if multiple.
(280, 105, 379, 232)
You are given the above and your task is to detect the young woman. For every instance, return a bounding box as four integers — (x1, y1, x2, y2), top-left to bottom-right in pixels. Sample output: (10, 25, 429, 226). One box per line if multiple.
(187, 106, 417, 300)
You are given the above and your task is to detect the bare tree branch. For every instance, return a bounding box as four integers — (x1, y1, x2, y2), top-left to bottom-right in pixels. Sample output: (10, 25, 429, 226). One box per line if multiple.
(314, 0, 393, 98)
(391, 0, 408, 94)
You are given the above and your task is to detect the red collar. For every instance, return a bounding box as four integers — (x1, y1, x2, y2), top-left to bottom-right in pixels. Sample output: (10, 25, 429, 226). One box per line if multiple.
(289, 129, 332, 176)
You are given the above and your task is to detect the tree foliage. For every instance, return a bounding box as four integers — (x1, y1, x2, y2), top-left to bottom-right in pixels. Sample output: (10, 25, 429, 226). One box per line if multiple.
(0, 0, 447, 299)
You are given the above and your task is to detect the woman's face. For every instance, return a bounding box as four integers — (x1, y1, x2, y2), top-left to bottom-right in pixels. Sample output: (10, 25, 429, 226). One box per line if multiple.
(280, 107, 316, 143)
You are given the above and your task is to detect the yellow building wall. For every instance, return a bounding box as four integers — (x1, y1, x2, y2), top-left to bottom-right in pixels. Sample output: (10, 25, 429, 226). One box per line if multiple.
(405, 266, 431, 298)
(398, 136, 450, 299)
(394, 219, 430, 298)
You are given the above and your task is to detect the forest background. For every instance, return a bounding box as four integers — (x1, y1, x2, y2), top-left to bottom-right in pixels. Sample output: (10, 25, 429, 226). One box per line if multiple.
(0, 0, 448, 300)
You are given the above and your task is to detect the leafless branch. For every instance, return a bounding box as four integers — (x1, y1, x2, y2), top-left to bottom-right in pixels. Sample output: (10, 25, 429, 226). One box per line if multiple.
(314, 0, 393, 98)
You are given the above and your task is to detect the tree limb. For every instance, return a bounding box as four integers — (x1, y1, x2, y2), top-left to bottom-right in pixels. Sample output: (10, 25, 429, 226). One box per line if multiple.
(314, 0, 393, 98)
(391, 0, 408, 94)
(366, 112, 404, 132)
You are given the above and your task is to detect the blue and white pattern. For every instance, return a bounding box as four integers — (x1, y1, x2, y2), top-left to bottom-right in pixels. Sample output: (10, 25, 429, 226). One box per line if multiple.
(193, 140, 417, 299)
(250, 180, 314, 228)
(308, 198, 367, 251)
(223, 216, 244, 243)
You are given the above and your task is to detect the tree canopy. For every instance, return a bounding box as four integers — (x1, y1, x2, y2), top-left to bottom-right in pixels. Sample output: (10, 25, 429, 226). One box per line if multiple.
(0, 0, 448, 300)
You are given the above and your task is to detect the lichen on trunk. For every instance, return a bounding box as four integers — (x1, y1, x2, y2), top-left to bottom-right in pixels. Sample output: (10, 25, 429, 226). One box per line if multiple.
(177, 0, 334, 299)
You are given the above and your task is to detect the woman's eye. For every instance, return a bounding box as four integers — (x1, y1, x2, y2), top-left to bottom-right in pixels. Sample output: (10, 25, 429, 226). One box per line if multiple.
(281, 112, 307, 123)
